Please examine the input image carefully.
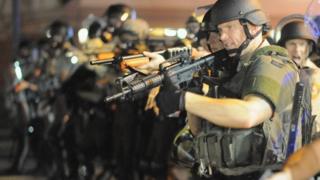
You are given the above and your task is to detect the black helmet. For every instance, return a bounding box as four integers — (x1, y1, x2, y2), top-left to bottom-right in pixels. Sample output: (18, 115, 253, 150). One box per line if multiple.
(104, 4, 136, 34)
(186, 16, 199, 24)
(119, 19, 149, 40)
(278, 20, 317, 47)
(47, 20, 72, 39)
(88, 21, 103, 39)
(104, 4, 133, 21)
(208, 0, 269, 56)
(210, 0, 268, 27)
(46, 20, 74, 48)
(17, 39, 33, 59)
(201, 8, 217, 32)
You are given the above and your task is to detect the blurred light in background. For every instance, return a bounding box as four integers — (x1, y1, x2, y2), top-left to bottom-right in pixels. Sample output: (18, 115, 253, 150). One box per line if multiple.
(121, 12, 129, 21)
(149, 28, 164, 37)
(71, 56, 79, 64)
(78, 28, 88, 43)
(46, 30, 52, 39)
(14, 61, 23, 80)
(28, 126, 34, 133)
(177, 28, 187, 39)
(164, 28, 177, 37)
(150, 27, 188, 39)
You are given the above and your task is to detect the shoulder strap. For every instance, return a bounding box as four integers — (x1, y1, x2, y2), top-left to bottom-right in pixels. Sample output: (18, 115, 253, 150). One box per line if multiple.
(251, 45, 289, 61)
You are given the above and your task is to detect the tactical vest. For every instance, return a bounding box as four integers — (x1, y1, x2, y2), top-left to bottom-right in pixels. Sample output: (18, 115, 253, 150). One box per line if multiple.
(194, 45, 300, 176)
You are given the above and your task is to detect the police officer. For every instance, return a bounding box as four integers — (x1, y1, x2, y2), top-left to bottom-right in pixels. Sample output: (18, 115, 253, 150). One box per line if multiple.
(103, 4, 134, 39)
(278, 19, 320, 139)
(108, 17, 152, 180)
(141, 0, 300, 179)
(117, 18, 150, 55)
(171, 7, 224, 170)
(44, 20, 91, 180)
(7, 39, 36, 174)
(175, 15, 201, 48)
(84, 21, 105, 50)
(197, 7, 224, 56)
(278, 19, 319, 69)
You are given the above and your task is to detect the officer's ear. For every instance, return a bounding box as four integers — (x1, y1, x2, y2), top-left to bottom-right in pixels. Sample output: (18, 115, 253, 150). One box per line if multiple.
(308, 41, 314, 56)
(247, 23, 262, 36)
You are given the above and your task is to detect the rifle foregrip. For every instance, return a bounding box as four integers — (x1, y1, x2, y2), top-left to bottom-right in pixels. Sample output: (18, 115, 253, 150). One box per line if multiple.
(104, 74, 164, 102)
(120, 57, 150, 70)
(130, 74, 164, 92)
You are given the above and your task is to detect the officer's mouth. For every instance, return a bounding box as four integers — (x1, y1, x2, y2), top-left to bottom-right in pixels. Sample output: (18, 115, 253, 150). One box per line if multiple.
(223, 44, 234, 50)
(292, 56, 301, 62)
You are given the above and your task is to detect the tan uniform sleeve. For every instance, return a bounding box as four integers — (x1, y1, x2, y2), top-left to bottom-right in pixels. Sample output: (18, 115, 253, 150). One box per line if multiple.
(242, 55, 297, 111)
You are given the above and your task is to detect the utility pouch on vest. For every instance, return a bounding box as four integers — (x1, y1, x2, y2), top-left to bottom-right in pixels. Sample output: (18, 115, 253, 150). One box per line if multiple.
(195, 128, 223, 168)
(195, 126, 266, 170)
(221, 128, 266, 167)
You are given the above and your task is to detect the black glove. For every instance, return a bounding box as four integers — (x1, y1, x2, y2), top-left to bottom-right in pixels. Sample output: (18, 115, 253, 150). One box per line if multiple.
(186, 77, 204, 95)
(155, 71, 187, 117)
(156, 72, 207, 117)
(156, 86, 185, 117)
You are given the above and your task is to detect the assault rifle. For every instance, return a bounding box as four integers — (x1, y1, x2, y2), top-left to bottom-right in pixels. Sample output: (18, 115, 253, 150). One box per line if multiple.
(104, 51, 216, 102)
(89, 47, 192, 71)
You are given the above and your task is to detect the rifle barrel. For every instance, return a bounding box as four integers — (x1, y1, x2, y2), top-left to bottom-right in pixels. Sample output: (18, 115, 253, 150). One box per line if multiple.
(89, 47, 189, 66)
(90, 58, 114, 65)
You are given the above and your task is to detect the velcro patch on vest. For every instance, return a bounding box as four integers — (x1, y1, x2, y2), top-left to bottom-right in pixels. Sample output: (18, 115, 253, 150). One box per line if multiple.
(271, 60, 284, 68)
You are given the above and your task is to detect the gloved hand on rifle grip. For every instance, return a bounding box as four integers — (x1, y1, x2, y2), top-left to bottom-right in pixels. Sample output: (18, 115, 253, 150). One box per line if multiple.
(155, 72, 186, 117)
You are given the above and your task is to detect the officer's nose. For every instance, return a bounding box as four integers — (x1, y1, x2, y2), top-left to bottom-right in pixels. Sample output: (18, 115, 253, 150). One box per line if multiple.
(219, 32, 226, 42)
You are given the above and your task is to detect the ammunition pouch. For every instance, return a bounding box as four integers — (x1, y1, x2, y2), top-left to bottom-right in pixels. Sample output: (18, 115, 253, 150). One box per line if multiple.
(194, 125, 267, 176)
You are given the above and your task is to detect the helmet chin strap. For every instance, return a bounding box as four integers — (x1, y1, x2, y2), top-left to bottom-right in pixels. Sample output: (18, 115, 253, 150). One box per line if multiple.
(226, 20, 262, 58)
